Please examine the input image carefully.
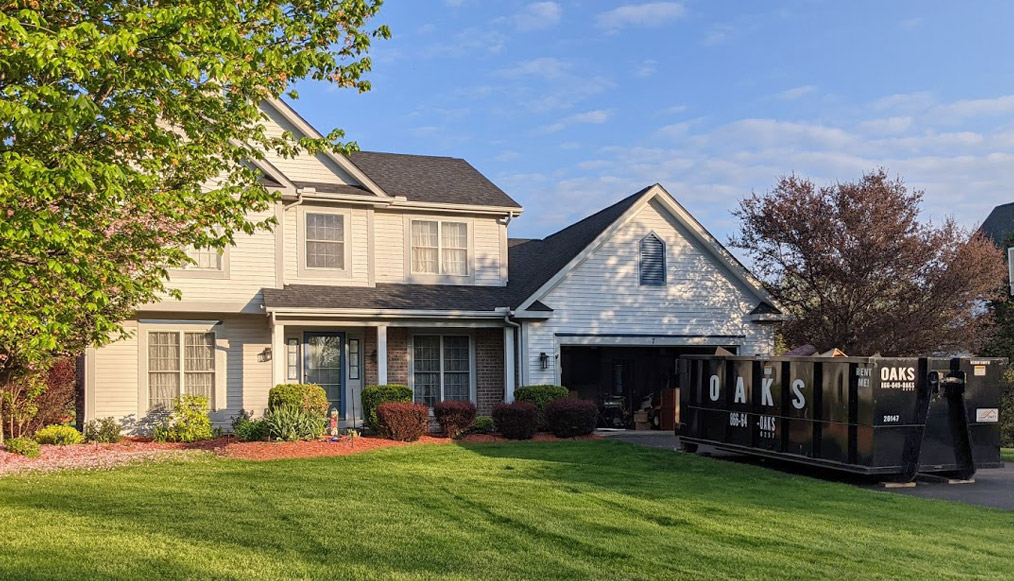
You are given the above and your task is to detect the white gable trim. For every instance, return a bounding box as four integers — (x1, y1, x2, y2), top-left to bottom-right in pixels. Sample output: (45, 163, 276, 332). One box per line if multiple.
(260, 98, 392, 199)
(516, 184, 782, 313)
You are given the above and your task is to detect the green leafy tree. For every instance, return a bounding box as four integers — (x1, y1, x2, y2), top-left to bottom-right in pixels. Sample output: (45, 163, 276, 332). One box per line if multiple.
(0, 1, 389, 387)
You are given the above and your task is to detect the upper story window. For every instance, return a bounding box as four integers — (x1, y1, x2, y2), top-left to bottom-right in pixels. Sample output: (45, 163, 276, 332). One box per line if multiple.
(639, 233, 666, 286)
(183, 246, 223, 271)
(411, 220, 468, 275)
(305, 213, 345, 270)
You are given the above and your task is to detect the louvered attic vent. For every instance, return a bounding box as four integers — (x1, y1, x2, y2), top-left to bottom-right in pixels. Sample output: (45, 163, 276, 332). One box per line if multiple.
(639, 233, 666, 286)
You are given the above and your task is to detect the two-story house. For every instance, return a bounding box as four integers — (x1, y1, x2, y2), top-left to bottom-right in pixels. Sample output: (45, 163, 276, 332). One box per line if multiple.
(81, 99, 782, 431)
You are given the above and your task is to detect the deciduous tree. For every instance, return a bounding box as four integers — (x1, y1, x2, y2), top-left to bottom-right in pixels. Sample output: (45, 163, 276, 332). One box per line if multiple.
(0, 1, 389, 387)
(731, 169, 1005, 356)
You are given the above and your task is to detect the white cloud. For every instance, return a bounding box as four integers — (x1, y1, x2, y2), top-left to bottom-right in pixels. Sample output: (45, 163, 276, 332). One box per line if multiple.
(494, 150, 521, 162)
(512, 2, 561, 31)
(495, 57, 570, 81)
(857, 116, 913, 135)
(774, 85, 816, 100)
(634, 59, 657, 78)
(494, 58, 615, 112)
(540, 109, 611, 133)
(596, 2, 685, 31)
(703, 24, 735, 46)
(424, 27, 507, 57)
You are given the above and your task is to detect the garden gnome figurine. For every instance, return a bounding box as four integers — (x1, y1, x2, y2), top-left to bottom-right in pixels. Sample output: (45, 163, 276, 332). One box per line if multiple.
(329, 408, 339, 440)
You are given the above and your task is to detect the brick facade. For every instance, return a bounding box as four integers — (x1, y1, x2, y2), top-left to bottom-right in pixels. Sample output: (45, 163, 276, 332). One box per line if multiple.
(364, 326, 504, 415)
(363, 327, 409, 387)
(474, 328, 504, 416)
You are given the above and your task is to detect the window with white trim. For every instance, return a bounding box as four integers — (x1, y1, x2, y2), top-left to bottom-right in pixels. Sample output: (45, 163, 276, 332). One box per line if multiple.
(182, 246, 223, 270)
(348, 339, 361, 380)
(639, 233, 666, 286)
(411, 220, 468, 275)
(413, 335, 471, 407)
(286, 338, 300, 381)
(147, 331, 216, 410)
(305, 213, 345, 269)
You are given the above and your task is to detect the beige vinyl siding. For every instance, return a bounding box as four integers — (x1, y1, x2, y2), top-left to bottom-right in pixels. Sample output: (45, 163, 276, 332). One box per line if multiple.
(374, 210, 406, 283)
(283, 202, 371, 286)
(92, 321, 140, 422)
(473, 215, 503, 286)
(161, 208, 277, 312)
(88, 316, 272, 432)
(523, 199, 775, 385)
(259, 104, 359, 185)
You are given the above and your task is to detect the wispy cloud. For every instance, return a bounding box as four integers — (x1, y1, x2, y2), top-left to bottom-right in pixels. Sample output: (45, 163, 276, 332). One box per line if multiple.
(495, 57, 570, 81)
(511, 2, 562, 31)
(494, 58, 615, 112)
(634, 59, 657, 78)
(774, 85, 816, 100)
(703, 24, 734, 46)
(540, 109, 611, 133)
(424, 27, 507, 57)
(596, 2, 685, 31)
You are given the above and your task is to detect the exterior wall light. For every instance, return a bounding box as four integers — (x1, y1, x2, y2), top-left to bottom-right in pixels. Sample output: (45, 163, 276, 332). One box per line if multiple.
(540, 352, 549, 370)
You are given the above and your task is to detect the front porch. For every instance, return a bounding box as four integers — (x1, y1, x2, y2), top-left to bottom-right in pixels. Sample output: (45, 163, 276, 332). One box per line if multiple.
(268, 315, 515, 423)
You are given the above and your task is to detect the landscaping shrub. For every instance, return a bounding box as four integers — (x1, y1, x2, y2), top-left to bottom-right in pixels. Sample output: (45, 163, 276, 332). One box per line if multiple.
(470, 416, 495, 434)
(35, 424, 85, 446)
(492, 401, 538, 440)
(377, 402, 429, 441)
(264, 405, 325, 442)
(83, 417, 123, 443)
(5, 436, 40, 458)
(231, 409, 269, 442)
(0, 358, 77, 441)
(268, 383, 329, 416)
(151, 395, 214, 443)
(514, 385, 569, 428)
(545, 399, 598, 438)
(433, 401, 476, 438)
(362, 384, 412, 431)
(1001, 379, 1013, 448)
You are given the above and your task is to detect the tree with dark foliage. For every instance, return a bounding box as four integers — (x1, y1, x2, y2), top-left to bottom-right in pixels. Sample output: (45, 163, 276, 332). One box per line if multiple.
(731, 169, 1005, 356)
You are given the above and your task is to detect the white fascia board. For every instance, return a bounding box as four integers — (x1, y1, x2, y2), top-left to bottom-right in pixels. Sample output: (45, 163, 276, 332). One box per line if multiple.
(511, 310, 552, 320)
(137, 301, 263, 314)
(266, 306, 510, 319)
(389, 199, 524, 216)
(262, 98, 392, 199)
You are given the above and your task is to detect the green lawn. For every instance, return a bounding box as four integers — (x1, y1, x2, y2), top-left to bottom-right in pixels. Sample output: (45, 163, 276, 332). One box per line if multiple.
(1003, 448, 1014, 462)
(1, 441, 1011, 580)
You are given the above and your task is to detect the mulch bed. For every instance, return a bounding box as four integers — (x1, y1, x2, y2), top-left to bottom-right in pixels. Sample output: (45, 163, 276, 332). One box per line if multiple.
(0, 432, 603, 475)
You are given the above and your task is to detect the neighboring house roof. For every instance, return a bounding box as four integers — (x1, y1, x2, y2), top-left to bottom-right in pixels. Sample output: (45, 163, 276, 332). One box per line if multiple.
(347, 151, 522, 209)
(263, 283, 514, 312)
(979, 202, 1014, 246)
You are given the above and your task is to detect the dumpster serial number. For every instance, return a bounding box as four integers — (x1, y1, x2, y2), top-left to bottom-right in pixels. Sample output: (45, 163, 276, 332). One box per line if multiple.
(882, 415, 900, 423)
(729, 412, 749, 428)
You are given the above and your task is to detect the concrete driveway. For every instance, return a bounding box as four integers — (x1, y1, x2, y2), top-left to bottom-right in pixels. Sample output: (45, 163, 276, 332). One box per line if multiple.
(599, 430, 1014, 511)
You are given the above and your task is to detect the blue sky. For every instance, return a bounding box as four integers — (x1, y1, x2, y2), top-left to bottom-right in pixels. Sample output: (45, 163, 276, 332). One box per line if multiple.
(292, 0, 1014, 243)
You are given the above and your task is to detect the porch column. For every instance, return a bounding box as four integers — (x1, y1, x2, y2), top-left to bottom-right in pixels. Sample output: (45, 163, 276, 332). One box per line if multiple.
(504, 327, 516, 402)
(271, 320, 286, 386)
(376, 324, 388, 385)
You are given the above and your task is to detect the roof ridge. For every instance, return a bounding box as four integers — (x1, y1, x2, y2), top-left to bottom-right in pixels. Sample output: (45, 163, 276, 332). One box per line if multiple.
(351, 150, 462, 161)
(542, 185, 653, 241)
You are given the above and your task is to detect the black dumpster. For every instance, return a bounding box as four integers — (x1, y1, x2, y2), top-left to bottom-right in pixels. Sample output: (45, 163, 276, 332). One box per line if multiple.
(676, 355, 1005, 481)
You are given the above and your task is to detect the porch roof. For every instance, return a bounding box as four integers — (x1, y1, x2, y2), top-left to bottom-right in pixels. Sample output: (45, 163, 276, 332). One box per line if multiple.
(262, 283, 517, 313)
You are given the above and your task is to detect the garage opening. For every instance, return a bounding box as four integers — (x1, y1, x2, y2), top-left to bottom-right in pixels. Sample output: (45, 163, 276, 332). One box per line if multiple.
(560, 345, 738, 430)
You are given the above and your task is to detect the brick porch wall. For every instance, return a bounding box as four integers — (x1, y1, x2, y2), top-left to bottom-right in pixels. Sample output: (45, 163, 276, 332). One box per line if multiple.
(475, 329, 504, 416)
(364, 327, 409, 387)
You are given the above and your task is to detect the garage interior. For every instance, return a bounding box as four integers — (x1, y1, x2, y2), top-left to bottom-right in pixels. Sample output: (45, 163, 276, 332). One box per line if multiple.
(560, 344, 738, 430)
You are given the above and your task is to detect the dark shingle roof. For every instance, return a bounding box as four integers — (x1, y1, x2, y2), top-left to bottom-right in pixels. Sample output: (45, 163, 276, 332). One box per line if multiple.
(506, 186, 652, 307)
(263, 283, 514, 312)
(347, 151, 521, 208)
(749, 301, 781, 316)
(980, 202, 1014, 246)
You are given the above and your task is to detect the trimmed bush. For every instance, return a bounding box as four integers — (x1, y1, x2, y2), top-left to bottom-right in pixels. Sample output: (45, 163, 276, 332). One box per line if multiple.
(362, 384, 412, 431)
(231, 410, 269, 442)
(152, 395, 214, 443)
(35, 424, 85, 446)
(514, 385, 569, 428)
(5, 437, 41, 458)
(471, 416, 495, 434)
(84, 417, 123, 443)
(492, 401, 538, 440)
(265, 406, 325, 442)
(545, 399, 598, 438)
(377, 402, 429, 441)
(268, 383, 329, 416)
(433, 401, 476, 438)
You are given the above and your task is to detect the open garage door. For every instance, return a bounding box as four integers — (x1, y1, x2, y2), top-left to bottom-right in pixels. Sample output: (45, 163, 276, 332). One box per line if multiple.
(560, 345, 736, 430)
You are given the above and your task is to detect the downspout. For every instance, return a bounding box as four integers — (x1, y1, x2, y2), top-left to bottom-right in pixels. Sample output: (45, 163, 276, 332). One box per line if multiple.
(504, 310, 522, 395)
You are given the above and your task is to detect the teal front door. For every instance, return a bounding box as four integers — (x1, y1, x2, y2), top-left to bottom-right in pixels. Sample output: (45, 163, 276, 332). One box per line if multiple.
(304, 332, 344, 414)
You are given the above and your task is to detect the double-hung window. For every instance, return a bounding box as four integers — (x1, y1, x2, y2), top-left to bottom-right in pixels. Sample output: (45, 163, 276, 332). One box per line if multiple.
(305, 213, 345, 270)
(147, 331, 217, 410)
(411, 220, 468, 275)
(413, 335, 471, 407)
